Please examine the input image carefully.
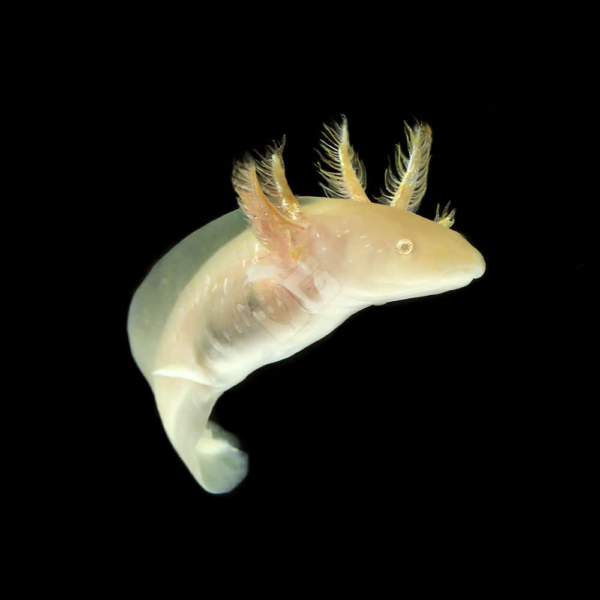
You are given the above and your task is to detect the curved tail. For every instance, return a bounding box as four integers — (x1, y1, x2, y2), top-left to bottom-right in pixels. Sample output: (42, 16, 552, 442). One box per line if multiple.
(152, 371, 248, 494)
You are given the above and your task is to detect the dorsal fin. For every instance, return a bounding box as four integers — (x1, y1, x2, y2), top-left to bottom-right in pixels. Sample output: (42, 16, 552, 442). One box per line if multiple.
(379, 121, 432, 212)
(316, 116, 371, 203)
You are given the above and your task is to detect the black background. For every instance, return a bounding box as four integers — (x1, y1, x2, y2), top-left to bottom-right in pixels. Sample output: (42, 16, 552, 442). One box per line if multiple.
(3, 7, 594, 591)
(94, 35, 595, 547)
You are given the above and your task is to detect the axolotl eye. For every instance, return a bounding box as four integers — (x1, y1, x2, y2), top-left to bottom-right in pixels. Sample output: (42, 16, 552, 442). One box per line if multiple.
(395, 239, 414, 255)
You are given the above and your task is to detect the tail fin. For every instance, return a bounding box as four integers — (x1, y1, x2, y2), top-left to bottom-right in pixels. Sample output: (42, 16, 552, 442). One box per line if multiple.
(194, 422, 248, 494)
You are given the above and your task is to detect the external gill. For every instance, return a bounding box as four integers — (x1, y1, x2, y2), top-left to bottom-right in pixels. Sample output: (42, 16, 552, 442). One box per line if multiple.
(379, 121, 432, 212)
(435, 201, 456, 228)
(255, 136, 306, 224)
(232, 149, 308, 267)
(315, 116, 371, 203)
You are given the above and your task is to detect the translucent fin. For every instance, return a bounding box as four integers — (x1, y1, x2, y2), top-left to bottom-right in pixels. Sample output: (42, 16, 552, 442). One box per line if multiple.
(194, 422, 249, 494)
(153, 364, 213, 386)
(379, 121, 432, 212)
(316, 116, 371, 203)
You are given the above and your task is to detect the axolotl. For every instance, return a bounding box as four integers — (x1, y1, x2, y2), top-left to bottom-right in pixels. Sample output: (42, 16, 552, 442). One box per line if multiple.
(127, 118, 486, 493)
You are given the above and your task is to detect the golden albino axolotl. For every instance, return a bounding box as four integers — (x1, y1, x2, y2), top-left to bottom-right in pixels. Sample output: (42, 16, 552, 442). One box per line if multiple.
(127, 117, 486, 493)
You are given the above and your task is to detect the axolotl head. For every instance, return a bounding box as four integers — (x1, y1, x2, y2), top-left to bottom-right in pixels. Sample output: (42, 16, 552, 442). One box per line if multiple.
(233, 117, 485, 309)
(304, 198, 485, 305)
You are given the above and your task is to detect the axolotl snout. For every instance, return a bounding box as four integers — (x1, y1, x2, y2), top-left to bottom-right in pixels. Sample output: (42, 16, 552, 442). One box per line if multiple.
(127, 118, 485, 493)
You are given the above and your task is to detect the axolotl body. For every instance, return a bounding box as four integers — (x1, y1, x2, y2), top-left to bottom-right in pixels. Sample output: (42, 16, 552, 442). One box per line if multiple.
(127, 118, 486, 493)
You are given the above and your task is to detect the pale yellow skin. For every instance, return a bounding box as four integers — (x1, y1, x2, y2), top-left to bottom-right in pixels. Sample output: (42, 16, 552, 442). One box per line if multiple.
(127, 120, 485, 493)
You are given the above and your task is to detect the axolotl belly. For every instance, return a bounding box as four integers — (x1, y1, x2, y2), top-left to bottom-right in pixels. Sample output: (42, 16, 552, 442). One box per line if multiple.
(127, 118, 485, 493)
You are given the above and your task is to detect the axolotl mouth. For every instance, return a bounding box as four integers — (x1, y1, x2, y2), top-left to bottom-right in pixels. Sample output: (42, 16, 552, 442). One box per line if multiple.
(370, 256, 486, 305)
(423, 254, 487, 294)
(446, 251, 487, 283)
